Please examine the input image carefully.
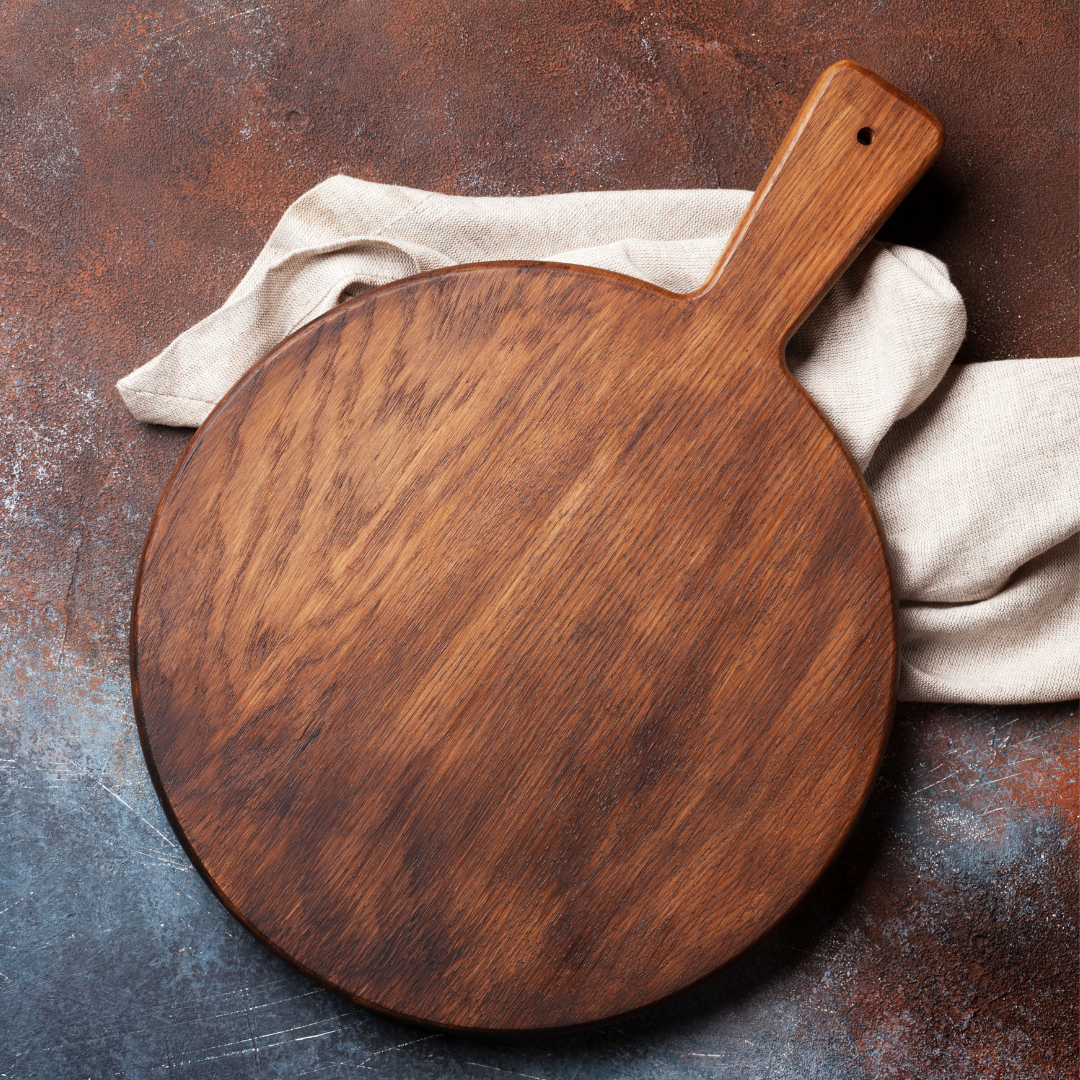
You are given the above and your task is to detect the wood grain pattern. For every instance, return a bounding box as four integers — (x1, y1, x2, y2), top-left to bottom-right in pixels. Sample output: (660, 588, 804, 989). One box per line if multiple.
(131, 61, 942, 1032)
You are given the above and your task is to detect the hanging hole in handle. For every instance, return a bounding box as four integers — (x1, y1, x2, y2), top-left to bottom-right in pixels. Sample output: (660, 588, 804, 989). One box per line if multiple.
(857, 126, 874, 145)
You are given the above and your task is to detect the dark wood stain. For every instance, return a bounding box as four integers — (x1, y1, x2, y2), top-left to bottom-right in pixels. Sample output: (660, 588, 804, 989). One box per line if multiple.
(132, 62, 941, 1032)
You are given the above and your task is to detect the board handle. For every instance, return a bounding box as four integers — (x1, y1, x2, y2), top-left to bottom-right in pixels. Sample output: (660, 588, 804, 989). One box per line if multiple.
(696, 61, 943, 353)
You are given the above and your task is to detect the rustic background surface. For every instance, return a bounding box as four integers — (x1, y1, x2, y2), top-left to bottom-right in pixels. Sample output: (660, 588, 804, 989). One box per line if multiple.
(0, 1, 1076, 1077)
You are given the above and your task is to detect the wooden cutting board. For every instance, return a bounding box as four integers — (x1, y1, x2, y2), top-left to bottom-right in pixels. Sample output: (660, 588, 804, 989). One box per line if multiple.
(132, 61, 942, 1032)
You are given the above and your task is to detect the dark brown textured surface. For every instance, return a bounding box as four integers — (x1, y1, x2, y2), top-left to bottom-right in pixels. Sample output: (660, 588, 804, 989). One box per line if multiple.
(0, 0, 1075, 1074)
(132, 63, 932, 1030)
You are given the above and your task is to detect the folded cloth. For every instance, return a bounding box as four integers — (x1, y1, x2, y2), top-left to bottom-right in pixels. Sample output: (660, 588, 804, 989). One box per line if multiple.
(117, 176, 1080, 704)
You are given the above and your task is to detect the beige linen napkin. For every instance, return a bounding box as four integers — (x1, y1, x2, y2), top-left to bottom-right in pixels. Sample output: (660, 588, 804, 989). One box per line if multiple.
(117, 176, 1080, 704)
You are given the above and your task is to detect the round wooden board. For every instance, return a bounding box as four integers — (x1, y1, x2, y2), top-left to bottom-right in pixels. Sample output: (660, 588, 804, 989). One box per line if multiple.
(133, 262, 897, 1031)
(132, 64, 938, 1031)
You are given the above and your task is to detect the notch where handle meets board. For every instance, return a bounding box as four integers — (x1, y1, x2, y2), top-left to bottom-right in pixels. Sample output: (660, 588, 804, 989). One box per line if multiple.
(697, 60, 944, 353)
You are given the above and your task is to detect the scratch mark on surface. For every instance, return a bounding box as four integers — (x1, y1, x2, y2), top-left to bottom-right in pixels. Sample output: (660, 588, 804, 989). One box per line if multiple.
(44, 751, 179, 849)
(916, 770, 958, 793)
(974, 772, 1026, 787)
(248, 1014, 353, 1040)
(93, 774, 178, 848)
(154, 5, 267, 47)
(993, 718, 1020, 747)
(356, 1034, 444, 1067)
(133, 845, 190, 869)
(203, 987, 323, 1021)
